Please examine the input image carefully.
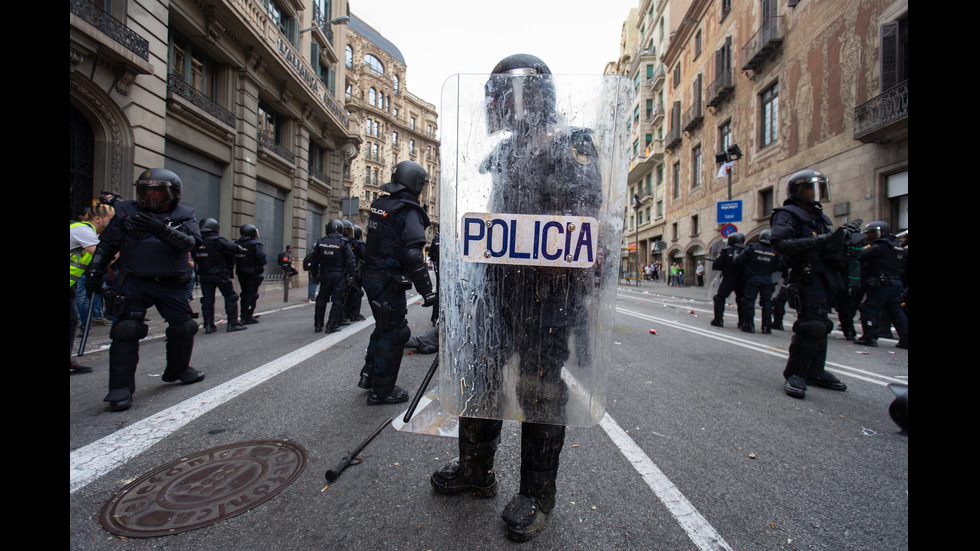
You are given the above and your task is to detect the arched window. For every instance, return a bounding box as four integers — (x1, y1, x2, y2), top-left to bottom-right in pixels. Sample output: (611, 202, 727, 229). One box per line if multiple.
(368, 88, 376, 105)
(364, 54, 384, 73)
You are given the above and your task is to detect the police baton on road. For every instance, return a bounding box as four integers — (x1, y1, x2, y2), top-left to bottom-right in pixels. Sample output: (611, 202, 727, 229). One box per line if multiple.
(77, 291, 96, 357)
(403, 355, 439, 423)
(324, 416, 392, 484)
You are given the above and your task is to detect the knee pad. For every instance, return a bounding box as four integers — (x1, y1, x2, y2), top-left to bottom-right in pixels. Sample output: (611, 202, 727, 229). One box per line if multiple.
(111, 319, 148, 342)
(166, 318, 199, 340)
(795, 319, 829, 340)
(393, 323, 411, 346)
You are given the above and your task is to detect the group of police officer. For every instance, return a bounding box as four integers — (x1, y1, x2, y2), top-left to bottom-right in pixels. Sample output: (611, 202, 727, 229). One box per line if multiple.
(710, 169, 908, 399)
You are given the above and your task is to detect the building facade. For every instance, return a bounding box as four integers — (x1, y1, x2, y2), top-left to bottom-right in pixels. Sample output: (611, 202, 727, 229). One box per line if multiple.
(70, 0, 360, 260)
(343, 15, 440, 238)
(658, 0, 908, 287)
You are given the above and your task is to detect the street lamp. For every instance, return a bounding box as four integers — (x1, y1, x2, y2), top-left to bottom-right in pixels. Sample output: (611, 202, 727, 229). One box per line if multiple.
(715, 144, 742, 200)
(299, 15, 351, 35)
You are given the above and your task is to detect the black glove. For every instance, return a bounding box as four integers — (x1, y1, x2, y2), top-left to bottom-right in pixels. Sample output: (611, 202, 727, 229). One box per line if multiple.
(84, 272, 104, 296)
(130, 212, 167, 235)
(421, 291, 437, 308)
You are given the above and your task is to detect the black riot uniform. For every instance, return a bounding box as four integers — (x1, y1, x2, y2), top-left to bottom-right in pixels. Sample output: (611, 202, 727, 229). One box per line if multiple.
(192, 218, 246, 333)
(344, 225, 367, 322)
(428, 234, 440, 324)
(735, 230, 784, 333)
(359, 161, 436, 404)
(710, 233, 746, 328)
(84, 168, 205, 412)
(311, 220, 355, 333)
(429, 54, 601, 542)
(235, 224, 266, 324)
(854, 221, 909, 349)
(769, 169, 858, 399)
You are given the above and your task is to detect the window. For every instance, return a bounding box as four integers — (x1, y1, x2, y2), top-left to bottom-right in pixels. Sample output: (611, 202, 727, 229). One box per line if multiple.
(692, 145, 702, 188)
(258, 101, 282, 144)
(368, 88, 376, 106)
(364, 54, 384, 73)
(392, 75, 399, 94)
(759, 187, 774, 218)
(760, 82, 778, 147)
(672, 162, 680, 199)
(267, 0, 297, 45)
(427, 124, 432, 138)
(392, 131, 398, 145)
(409, 139, 415, 155)
(691, 214, 700, 236)
(309, 140, 324, 172)
(410, 117, 416, 130)
(345, 45, 353, 68)
(170, 33, 216, 99)
(673, 63, 681, 89)
(695, 30, 703, 58)
(719, 120, 732, 153)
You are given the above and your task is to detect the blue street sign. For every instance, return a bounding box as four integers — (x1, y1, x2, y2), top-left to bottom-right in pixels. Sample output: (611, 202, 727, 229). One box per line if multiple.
(717, 200, 742, 223)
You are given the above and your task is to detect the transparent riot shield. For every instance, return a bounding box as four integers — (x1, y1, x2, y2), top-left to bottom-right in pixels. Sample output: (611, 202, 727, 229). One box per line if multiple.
(437, 73, 632, 427)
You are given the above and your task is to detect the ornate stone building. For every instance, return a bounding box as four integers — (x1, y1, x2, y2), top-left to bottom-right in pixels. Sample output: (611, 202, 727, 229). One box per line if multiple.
(656, 0, 908, 286)
(70, 0, 360, 259)
(343, 14, 440, 238)
(607, 0, 694, 279)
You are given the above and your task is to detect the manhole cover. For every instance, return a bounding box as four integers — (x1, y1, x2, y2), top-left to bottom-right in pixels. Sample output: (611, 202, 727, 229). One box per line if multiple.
(99, 440, 307, 537)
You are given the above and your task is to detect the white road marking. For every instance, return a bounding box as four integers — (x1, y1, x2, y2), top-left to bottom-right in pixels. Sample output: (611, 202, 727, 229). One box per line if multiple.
(69, 322, 369, 494)
(600, 414, 732, 551)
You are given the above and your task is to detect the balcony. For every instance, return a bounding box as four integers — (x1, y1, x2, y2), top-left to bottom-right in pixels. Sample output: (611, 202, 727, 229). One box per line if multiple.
(682, 101, 703, 132)
(665, 126, 682, 151)
(629, 139, 665, 183)
(707, 71, 734, 108)
(70, 0, 149, 61)
(647, 64, 666, 90)
(853, 80, 908, 143)
(167, 74, 235, 128)
(741, 16, 783, 72)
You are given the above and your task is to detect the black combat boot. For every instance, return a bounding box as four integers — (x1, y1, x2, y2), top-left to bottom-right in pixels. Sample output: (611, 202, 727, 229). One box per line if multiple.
(501, 423, 565, 542)
(431, 418, 501, 497)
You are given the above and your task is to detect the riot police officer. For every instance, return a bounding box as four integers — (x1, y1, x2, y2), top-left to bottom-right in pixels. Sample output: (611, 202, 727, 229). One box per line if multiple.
(192, 218, 247, 333)
(235, 224, 266, 324)
(429, 53, 604, 542)
(710, 232, 746, 328)
(770, 169, 858, 399)
(854, 221, 909, 349)
(736, 230, 784, 333)
(344, 224, 367, 322)
(360, 160, 436, 404)
(84, 168, 205, 412)
(311, 219, 355, 333)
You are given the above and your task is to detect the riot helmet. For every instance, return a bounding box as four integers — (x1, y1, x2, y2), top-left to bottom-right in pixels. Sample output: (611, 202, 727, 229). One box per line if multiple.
(727, 232, 745, 248)
(135, 168, 182, 212)
(786, 169, 830, 206)
(341, 219, 354, 236)
(353, 225, 363, 240)
(381, 161, 429, 195)
(326, 219, 345, 235)
(200, 218, 220, 234)
(758, 229, 772, 245)
(484, 53, 558, 135)
(863, 220, 891, 240)
(240, 224, 259, 239)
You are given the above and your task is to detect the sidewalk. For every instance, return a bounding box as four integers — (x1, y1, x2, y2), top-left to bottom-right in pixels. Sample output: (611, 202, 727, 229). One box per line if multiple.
(76, 274, 716, 356)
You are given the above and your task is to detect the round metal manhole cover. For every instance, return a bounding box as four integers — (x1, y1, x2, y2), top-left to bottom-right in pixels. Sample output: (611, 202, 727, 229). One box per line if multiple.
(99, 440, 307, 538)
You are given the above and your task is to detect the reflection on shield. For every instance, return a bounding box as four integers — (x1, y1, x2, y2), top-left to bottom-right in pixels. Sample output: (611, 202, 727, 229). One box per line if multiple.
(438, 73, 632, 427)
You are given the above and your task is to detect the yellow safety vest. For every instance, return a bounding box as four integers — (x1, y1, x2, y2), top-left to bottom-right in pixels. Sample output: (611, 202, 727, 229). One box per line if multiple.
(70, 221, 96, 287)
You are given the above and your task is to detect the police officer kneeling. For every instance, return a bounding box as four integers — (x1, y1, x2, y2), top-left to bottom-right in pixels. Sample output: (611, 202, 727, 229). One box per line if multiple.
(85, 169, 205, 412)
(361, 161, 436, 405)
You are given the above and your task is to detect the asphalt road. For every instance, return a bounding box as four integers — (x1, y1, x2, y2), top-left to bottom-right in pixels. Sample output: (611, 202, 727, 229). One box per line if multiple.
(70, 277, 908, 550)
